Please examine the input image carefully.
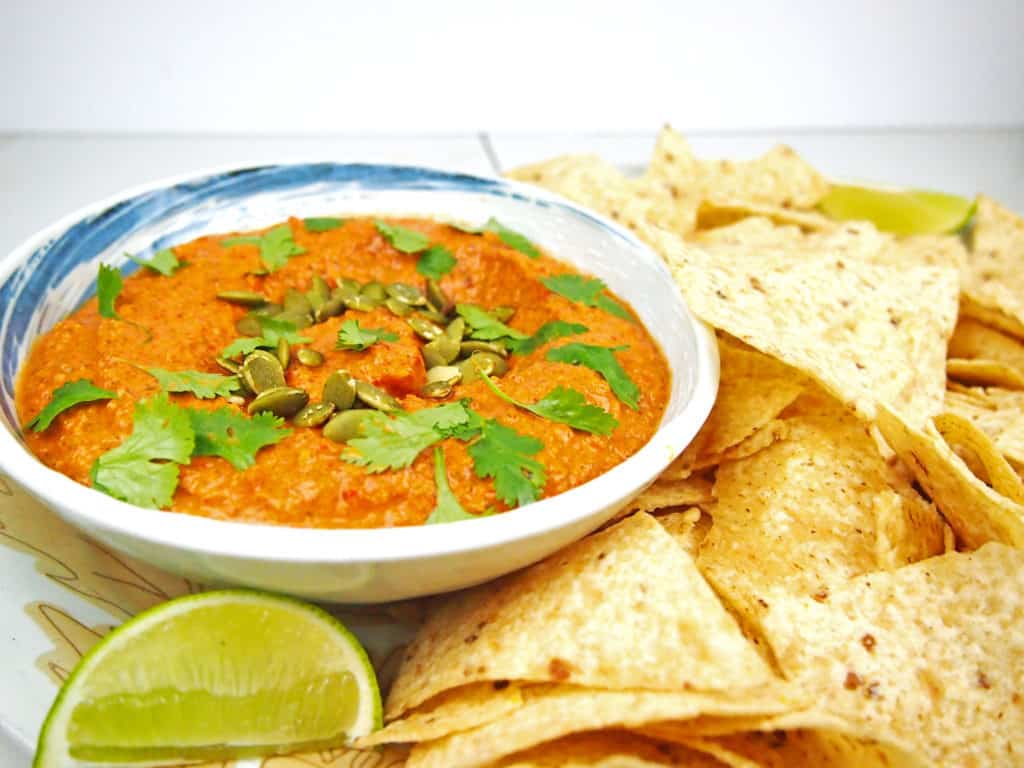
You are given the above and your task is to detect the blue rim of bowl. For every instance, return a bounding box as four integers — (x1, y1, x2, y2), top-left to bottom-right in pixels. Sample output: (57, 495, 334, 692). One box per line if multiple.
(0, 162, 719, 562)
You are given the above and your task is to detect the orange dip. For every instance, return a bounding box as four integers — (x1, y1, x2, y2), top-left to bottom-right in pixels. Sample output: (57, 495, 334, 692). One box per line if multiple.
(17, 217, 670, 528)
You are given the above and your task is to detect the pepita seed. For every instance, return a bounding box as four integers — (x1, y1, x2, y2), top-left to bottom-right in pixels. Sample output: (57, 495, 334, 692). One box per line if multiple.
(216, 290, 269, 307)
(422, 380, 455, 398)
(215, 356, 241, 374)
(247, 386, 309, 417)
(386, 282, 426, 306)
(275, 309, 313, 329)
(226, 394, 246, 406)
(323, 410, 370, 443)
(315, 296, 346, 322)
(361, 282, 387, 301)
(242, 351, 287, 393)
(297, 348, 325, 367)
(425, 365, 462, 385)
(444, 317, 466, 342)
(408, 316, 445, 341)
(276, 337, 290, 368)
(425, 278, 451, 314)
(417, 306, 449, 323)
(385, 297, 413, 317)
(491, 306, 516, 322)
(307, 275, 331, 310)
(333, 279, 361, 301)
(422, 335, 460, 368)
(293, 401, 336, 428)
(355, 381, 401, 412)
(323, 370, 357, 410)
(283, 288, 313, 315)
(235, 313, 263, 336)
(460, 340, 509, 358)
(252, 302, 283, 317)
(459, 352, 507, 383)
(345, 294, 381, 312)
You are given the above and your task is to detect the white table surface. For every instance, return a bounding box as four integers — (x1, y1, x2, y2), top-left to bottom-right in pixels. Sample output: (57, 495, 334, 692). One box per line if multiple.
(0, 127, 1022, 768)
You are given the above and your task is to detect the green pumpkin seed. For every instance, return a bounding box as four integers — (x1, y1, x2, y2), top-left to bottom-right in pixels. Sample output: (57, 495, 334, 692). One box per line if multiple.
(422, 334, 460, 368)
(216, 290, 269, 307)
(297, 348, 325, 367)
(323, 410, 370, 443)
(307, 275, 331, 311)
(275, 309, 313, 329)
(242, 350, 287, 393)
(247, 386, 309, 417)
(459, 352, 508, 384)
(407, 316, 445, 341)
(386, 282, 426, 306)
(444, 317, 466, 342)
(417, 306, 449, 323)
(283, 288, 313, 315)
(333, 279, 361, 301)
(277, 338, 291, 369)
(215, 356, 241, 374)
(314, 296, 346, 322)
(345, 294, 381, 312)
(252, 302, 283, 317)
(361, 282, 387, 301)
(323, 370, 357, 410)
(422, 380, 455, 399)
(425, 279, 450, 314)
(293, 401, 336, 428)
(425, 365, 462, 385)
(355, 381, 401, 412)
(491, 306, 516, 322)
(460, 340, 508, 358)
(235, 313, 263, 336)
(226, 394, 246, 406)
(385, 297, 413, 317)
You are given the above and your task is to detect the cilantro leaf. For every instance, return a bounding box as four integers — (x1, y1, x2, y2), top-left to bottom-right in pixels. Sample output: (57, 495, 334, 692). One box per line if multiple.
(222, 224, 305, 272)
(485, 218, 540, 258)
(25, 379, 117, 432)
(189, 407, 290, 470)
(506, 320, 588, 356)
(481, 375, 618, 435)
(342, 403, 470, 472)
(335, 319, 399, 351)
(97, 264, 123, 319)
(375, 220, 430, 254)
(466, 418, 546, 507)
(304, 217, 345, 232)
(222, 316, 312, 358)
(142, 367, 240, 400)
(456, 304, 528, 342)
(425, 448, 486, 524)
(546, 343, 639, 409)
(221, 337, 270, 359)
(90, 394, 195, 509)
(128, 248, 183, 277)
(540, 274, 633, 322)
(417, 245, 457, 280)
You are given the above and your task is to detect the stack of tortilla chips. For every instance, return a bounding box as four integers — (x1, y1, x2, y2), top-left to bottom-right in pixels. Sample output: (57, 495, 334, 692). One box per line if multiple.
(355, 128, 1024, 766)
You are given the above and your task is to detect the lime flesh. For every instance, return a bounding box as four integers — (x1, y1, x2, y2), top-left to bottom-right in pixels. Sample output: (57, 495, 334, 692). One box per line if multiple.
(35, 590, 381, 767)
(819, 184, 976, 236)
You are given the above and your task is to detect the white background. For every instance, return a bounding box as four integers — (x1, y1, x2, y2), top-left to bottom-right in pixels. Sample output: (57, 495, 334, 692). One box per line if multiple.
(2, 0, 1023, 133)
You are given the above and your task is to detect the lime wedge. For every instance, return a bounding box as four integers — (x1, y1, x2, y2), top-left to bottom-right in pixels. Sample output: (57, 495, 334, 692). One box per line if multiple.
(819, 184, 976, 236)
(34, 590, 381, 767)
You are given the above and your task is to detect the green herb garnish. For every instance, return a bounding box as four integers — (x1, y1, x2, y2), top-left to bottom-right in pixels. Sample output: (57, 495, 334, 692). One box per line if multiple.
(141, 367, 241, 400)
(546, 343, 639, 409)
(90, 394, 195, 509)
(25, 379, 117, 432)
(222, 317, 312, 358)
(425, 448, 488, 524)
(417, 245, 457, 280)
(189, 407, 290, 470)
(453, 218, 540, 258)
(222, 224, 306, 272)
(456, 304, 528, 342)
(97, 264, 124, 319)
(341, 403, 470, 472)
(465, 417, 546, 507)
(335, 319, 399, 351)
(128, 249, 183, 277)
(540, 274, 633, 322)
(507, 321, 588, 356)
(303, 217, 345, 232)
(375, 220, 430, 254)
(481, 374, 618, 435)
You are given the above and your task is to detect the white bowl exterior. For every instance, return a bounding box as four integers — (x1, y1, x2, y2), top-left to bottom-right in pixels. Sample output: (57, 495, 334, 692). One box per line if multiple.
(0, 164, 718, 602)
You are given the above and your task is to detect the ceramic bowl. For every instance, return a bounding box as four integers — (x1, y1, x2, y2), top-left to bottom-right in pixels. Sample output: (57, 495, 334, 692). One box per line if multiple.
(0, 164, 718, 603)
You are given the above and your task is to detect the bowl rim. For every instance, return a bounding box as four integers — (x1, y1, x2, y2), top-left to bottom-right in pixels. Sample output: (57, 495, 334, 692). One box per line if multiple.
(0, 161, 719, 564)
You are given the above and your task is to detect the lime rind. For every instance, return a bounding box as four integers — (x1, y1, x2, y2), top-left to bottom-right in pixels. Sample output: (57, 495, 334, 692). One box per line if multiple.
(819, 184, 977, 236)
(34, 589, 381, 768)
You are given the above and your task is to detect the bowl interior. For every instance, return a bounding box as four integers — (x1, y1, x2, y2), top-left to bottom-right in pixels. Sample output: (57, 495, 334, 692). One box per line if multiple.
(0, 163, 715, 562)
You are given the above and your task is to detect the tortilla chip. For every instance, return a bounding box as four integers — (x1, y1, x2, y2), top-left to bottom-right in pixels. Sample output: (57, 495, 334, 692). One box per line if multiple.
(492, 730, 729, 768)
(875, 233, 968, 271)
(646, 127, 830, 209)
(693, 731, 927, 768)
(694, 217, 806, 249)
(949, 318, 1024, 373)
(947, 358, 1024, 389)
(405, 684, 804, 768)
(697, 199, 838, 233)
(877, 404, 1024, 547)
(386, 513, 774, 719)
(698, 392, 948, 629)
(356, 682, 524, 747)
(627, 472, 716, 514)
(759, 543, 1024, 767)
(960, 291, 1024, 342)
(656, 508, 711, 558)
(945, 386, 1024, 470)
(961, 196, 1024, 340)
(933, 412, 1024, 503)
(649, 226, 959, 425)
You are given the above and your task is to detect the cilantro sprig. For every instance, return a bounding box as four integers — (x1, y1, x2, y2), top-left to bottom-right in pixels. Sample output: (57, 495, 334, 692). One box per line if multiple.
(128, 248, 184, 277)
(417, 245, 457, 280)
(546, 343, 640, 410)
(25, 379, 117, 432)
(375, 220, 430, 254)
(457, 218, 540, 258)
(141, 367, 240, 400)
(456, 304, 528, 343)
(335, 319, 399, 351)
(540, 274, 633, 322)
(341, 403, 470, 472)
(222, 224, 305, 272)
(425, 448, 488, 524)
(481, 374, 618, 435)
(97, 264, 124, 320)
(507, 321, 588, 356)
(190, 407, 290, 470)
(303, 217, 345, 232)
(465, 417, 546, 507)
(222, 317, 312, 358)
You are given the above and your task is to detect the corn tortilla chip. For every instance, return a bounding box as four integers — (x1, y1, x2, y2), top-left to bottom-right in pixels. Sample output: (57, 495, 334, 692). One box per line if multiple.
(386, 513, 774, 719)
(627, 473, 715, 514)
(875, 233, 968, 271)
(649, 226, 959, 425)
(492, 730, 729, 768)
(697, 199, 837, 233)
(692, 731, 927, 768)
(962, 196, 1024, 340)
(694, 217, 805, 250)
(933, 412, 1024, 504)
(876, 404, 1024, 547)
(405, 684, 804, 768)
(949, 318, 1024, 373)
(698, 392, 947, 630)
(947, 358, 1024, 389)
(945, 387, 1024, 470)
(960, 292, 1024, 342)
(759, 543, 1024, 767)
(656, 508, 711, 558)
